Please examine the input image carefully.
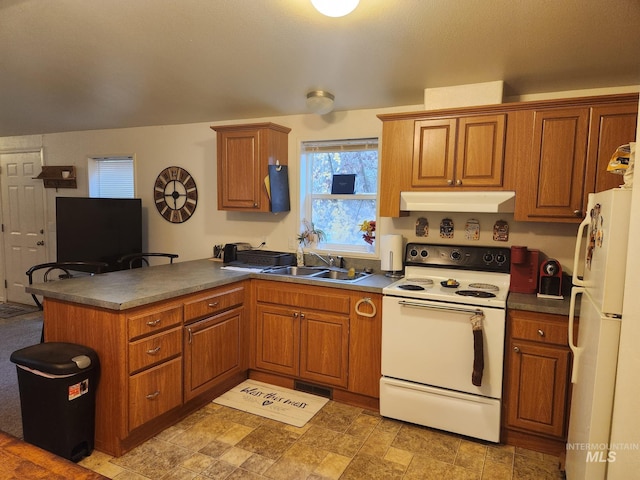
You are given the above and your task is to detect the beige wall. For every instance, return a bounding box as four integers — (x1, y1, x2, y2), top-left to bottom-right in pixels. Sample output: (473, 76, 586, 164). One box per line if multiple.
(2, 86, 635, 273)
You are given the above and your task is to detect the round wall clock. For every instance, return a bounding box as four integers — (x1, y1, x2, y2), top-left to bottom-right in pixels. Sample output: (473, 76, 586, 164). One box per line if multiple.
(154, 166, 198, 223)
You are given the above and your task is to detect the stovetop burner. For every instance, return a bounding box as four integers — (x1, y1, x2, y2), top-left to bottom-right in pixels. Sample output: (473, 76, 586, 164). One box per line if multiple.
(455, 290, 497, 298)
(398, 284, 426, 291)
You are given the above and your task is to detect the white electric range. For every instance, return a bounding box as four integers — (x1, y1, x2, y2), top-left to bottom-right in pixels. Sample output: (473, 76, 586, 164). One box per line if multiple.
(380, 243, 511, 442)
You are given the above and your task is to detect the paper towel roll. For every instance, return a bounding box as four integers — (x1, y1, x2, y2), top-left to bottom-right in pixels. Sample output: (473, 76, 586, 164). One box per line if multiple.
(380, 234, 403, 272)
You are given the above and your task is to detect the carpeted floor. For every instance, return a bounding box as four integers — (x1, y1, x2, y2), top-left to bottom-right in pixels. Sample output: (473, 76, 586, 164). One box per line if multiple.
(0, 309, 43, 438)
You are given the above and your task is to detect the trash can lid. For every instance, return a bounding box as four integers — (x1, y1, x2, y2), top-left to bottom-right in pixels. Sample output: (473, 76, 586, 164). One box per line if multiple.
(10, 342, 98, 375)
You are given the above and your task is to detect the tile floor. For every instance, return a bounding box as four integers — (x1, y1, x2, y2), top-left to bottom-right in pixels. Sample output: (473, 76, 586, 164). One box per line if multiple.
(79, 400, 565, 480)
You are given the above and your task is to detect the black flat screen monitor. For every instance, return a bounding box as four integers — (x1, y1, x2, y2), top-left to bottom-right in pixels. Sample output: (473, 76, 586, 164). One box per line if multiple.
(56, 197, 142, 271)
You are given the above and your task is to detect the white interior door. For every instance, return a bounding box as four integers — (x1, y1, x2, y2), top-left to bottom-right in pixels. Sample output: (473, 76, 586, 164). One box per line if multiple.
(1, 150, 48, 305)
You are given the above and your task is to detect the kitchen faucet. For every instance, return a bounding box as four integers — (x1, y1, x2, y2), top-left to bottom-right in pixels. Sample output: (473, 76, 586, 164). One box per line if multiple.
(309, 252, 335, 267)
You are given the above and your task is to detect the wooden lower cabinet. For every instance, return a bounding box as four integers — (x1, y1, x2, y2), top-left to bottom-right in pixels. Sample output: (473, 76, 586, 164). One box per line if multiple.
(42, 281, 248, 457)
(502, 309, 575, 455)
(251, 281, 382, 407)
(254, 281, 349, 388)
(183, 306, 245, 401)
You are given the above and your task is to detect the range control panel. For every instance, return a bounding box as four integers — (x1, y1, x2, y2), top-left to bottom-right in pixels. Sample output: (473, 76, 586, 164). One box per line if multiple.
(404, 243, 511, 273)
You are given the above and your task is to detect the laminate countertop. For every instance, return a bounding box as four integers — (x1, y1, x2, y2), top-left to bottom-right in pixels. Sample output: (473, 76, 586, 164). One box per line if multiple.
(26, 259, 395, 311)
(26, 258, 572, 316)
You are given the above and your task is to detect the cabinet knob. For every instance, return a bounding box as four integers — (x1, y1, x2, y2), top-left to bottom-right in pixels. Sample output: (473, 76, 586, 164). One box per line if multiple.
(513, 346, 520, 353)
(447, 179, 454, 185)
(253, 203, 258, 208)
(537, 329, 545, 337)
(293, 312, 299, 318)
(455, 179, 462, 186)
(300, 312, 305, 319)
(573, 210, 582, 217)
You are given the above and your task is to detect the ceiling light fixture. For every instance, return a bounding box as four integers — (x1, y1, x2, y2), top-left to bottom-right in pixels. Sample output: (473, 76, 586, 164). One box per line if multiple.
(310, 0, 359, 17)
(306, 90, 335, 115)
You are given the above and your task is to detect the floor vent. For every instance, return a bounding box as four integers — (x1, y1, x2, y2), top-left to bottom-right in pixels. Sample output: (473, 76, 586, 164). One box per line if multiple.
(294, 380, 332, 399)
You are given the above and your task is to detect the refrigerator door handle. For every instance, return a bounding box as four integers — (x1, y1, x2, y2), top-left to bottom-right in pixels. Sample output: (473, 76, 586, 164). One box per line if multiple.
(571, 213, 591, 287)
(568, 287, 584, 383)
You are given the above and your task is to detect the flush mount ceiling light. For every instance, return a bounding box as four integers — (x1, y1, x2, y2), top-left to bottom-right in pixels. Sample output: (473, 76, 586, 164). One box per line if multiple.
(310, 0, 359, 17)
(306, 90, 335, 115)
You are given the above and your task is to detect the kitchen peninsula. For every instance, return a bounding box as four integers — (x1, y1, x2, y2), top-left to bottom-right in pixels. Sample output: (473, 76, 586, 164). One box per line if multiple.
(26, 260, 390, 457)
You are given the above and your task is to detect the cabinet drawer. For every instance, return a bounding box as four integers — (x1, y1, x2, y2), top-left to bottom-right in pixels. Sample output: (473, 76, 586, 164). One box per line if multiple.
(129, 327, 182, 374)
(510, 315, 568, 346)
(255, 283, 350, 315)
(184, 285, 245, 322)
(128, 305, 182, 341)
(129, 357, 182, 431)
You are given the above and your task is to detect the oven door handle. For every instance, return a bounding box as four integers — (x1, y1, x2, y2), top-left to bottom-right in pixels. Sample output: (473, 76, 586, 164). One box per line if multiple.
(397, 300, 483, 316)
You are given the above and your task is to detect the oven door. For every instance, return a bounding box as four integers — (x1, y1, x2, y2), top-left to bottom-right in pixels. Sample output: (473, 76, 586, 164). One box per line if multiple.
(381, 295, 506, 399)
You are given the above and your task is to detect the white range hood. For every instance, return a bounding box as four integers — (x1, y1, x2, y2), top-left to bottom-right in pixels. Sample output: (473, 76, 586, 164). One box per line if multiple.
(400, 191, 516, 213)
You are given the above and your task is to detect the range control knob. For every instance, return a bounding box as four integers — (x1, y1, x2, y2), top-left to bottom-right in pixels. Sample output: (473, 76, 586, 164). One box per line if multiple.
(496, 253, 506, 264)
(451, 250, 461, 261)
(409, 248, 418, 257)
(483, 253, 495, 263)
(420, 249, 429, 258)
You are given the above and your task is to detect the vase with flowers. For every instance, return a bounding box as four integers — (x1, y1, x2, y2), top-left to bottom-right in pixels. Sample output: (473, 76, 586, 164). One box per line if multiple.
(359, 220, 376, 246)
(297, 219, 326, 265)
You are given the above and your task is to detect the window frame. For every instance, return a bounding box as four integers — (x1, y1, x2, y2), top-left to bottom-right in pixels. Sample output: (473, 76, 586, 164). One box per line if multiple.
(88, 155, 136, 198)
(300, 138, 379, 256)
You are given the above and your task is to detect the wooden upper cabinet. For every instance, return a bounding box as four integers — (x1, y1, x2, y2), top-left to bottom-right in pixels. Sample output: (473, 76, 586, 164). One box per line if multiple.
(211, 123, 291, 212)
(412, 114, 506, 188)
(586, 103, 638, 194)
(520, 108, 590, 222)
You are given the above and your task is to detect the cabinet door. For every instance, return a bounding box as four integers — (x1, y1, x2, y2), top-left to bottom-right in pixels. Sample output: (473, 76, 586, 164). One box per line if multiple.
(456, 114, 506, 187)
(184, 306, 244, 401)
(255, 303, 299, 376)
(524, 108, 589, 221)
(412, 118, 456, 187)
(217, 128, 262, 210)
(505, 340, 571, 438)
(299, 309, 349, 388)
(586, 103, 638, 194)
(348, 294, 381, 397)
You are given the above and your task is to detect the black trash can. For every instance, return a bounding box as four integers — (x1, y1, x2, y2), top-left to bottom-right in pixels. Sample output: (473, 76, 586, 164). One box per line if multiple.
(10, 342, 99, 462)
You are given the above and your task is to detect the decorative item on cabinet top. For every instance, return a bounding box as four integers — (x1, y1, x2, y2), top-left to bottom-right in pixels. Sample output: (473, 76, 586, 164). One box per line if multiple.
(34, 166, 77, 189)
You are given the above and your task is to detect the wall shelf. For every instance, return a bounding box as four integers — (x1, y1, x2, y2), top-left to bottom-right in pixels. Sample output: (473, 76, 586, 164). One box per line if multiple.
(35, 166, 77, 189)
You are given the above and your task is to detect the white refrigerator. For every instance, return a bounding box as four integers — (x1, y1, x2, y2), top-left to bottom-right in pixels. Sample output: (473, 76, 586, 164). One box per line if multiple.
(566, 188, 632, 479)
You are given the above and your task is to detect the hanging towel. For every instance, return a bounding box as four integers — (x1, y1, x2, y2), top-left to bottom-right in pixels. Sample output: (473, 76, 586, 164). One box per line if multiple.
(470, 312, 484, 386)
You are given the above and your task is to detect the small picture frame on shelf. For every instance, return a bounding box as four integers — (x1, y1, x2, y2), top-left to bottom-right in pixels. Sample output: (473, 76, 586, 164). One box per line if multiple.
(331, 174, 356, 194)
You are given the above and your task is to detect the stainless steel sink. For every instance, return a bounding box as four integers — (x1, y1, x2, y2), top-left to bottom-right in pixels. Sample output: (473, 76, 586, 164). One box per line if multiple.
(265, 266, 328, 276)
(264, 266, 370, 283)
(311, 270, 371, 283)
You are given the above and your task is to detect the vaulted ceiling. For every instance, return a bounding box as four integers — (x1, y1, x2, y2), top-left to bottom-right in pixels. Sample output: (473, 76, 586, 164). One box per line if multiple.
(1, 0, 639, 137)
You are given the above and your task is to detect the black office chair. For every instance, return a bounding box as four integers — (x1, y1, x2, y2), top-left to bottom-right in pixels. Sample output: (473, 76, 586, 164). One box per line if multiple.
(26, 261, 109, 342)
(117, 253, 178, 269)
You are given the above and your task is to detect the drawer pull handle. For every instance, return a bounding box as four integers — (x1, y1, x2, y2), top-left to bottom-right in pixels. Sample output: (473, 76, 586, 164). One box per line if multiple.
(188, 327, 193, 344)
(537, 329, 545, 337)
(146, 391, 160, 400)
(146, 346, 161, 355)
(208, 302, 219, 308)
(513, 346, 520, 353)
(146, 319, 161, 327)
